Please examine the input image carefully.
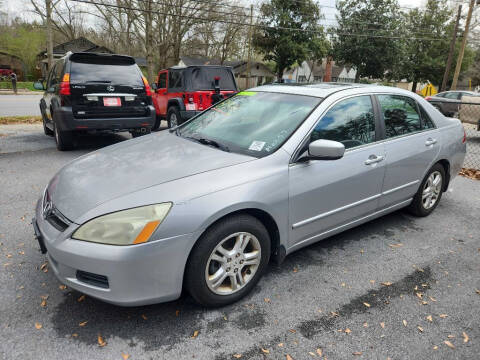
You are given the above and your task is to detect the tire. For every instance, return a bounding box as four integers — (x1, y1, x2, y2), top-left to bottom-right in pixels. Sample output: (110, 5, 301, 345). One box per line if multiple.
(152, 115, 162, 131)
(408, 163, 445, 217)
(185, 214, 271, 307)
(167, 106, 182, 128)
(54, 122, 74, 151)
(42, 111, 54, 136)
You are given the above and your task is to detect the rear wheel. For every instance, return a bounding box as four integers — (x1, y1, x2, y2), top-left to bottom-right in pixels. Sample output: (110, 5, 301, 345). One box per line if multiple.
(54, 122, 74, 151)
(185, 214, 270, 307)
(408, 163, 445, 217)
(167, 106, 182, 128)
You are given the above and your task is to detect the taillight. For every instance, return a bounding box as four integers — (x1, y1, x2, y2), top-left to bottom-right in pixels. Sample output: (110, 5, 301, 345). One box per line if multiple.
(425, 96, 432, 101)
(142, 76, 152, 97)
(462, 128, 466, 143)
(59, 73, 70, 96)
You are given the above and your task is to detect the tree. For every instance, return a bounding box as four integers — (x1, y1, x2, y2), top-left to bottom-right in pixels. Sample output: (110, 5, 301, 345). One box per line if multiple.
(253, 0, 329, 80)
(333, 0, 404, 82)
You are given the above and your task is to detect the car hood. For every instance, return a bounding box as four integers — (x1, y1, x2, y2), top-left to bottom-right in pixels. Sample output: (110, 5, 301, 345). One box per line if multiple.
(48, 131, 254, 221)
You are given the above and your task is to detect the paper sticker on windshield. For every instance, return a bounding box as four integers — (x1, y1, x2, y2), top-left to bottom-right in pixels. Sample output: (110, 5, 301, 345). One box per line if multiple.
(238, 91, 257, 96)
(249, 141, 266, 151)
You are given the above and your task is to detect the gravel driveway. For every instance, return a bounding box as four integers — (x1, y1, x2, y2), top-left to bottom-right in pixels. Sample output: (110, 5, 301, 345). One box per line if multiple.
(1, 125, 479, 360)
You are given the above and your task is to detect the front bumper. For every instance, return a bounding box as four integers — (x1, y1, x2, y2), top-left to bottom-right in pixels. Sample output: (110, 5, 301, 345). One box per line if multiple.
(33, 200, 198, 306)
(54, 106, 156, 132)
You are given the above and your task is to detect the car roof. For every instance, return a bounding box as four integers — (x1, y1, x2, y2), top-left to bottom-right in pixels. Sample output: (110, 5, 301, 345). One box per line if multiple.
(248, 83, 410, 98)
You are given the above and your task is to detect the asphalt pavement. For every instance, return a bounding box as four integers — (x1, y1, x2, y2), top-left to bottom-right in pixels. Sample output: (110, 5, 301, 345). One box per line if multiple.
(0, 125, 479, 360)
(0, 94, 43, 116)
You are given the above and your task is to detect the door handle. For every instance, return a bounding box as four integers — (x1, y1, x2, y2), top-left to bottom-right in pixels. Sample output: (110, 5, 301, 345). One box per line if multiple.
(364, 155, 384, 165)
(425, 138, 437, 146)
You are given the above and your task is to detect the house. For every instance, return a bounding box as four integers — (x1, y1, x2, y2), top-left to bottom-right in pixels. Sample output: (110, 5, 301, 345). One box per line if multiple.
(177, 56, 275, 90)
(282, 59, 357, 83)
(0, 52, 26, 80)
(37, 37, 113, 77)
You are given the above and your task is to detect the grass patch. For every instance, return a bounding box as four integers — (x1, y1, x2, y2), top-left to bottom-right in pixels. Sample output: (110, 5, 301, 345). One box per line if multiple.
(0, 81, 43, 92)
(0, 116, 43, 125)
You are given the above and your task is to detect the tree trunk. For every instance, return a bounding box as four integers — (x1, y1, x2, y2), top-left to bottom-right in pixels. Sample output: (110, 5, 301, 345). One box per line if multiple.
(411, 81, 418, 93)
(355, 70, 360, 83)
(144, 0, 154, 83)
(46, 0, 53, 72)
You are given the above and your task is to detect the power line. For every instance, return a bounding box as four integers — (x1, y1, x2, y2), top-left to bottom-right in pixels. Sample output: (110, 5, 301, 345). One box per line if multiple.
(67, 0, 456, 42)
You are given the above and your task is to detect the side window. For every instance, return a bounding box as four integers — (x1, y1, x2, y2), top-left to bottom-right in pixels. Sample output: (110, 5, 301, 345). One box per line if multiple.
(444, 92, 459, 99)
(378, 95, 422, 138)
(419, 105, 435, 129)
(310, 95, 376, 149)
(158, 72, 167, 88)
(168, 70, 183, 90)
(47, 64, 57, 87)
(55, 61, 63, 82)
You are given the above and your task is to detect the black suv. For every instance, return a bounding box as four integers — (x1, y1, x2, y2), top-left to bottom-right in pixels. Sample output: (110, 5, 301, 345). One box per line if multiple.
(38, 52, 155, 150)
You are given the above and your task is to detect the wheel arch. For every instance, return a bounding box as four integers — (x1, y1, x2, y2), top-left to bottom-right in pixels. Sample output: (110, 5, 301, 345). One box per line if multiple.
(167, 98, 185, 112)
(436, 159, 451, 191)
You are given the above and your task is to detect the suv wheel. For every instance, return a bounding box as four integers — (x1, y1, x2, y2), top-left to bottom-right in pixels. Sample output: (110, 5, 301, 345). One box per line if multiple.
(42, 113, 54, 136)
(185, 214, 271, 307)
(167, 106, 182, 128)
(54, 123, 74, 151)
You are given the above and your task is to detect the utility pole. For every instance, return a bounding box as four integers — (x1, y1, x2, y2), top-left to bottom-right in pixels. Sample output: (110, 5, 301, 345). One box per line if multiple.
(441, 4, 461, 92)
(46, 0, 53, 71)
(246, 4, 253, 89)
(451, 0, 476, 90)
(145, 0, 154, 83)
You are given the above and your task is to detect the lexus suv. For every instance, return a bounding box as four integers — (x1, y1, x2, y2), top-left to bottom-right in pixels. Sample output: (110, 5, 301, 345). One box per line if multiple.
(38, 52, 155, 151)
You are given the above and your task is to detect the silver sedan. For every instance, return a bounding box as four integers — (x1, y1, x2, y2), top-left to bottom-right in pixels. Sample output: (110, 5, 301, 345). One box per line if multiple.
(33, 84, 466, 307)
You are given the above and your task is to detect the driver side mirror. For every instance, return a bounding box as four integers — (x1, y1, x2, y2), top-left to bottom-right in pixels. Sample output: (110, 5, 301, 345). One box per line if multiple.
(301, 139, 345, 161)
(33, 80, 45, 91)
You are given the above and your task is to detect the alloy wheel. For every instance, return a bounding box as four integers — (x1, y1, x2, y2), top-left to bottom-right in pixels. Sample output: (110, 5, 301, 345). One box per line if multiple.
(170, 113, 177, 127)
(205, 232, 261, 295)
(422, 171, 442, 210)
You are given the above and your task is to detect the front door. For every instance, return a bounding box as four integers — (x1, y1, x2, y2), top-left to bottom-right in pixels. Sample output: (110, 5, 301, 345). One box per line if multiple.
(288, 95, 386, 249)
(376, 94, 440, 208)
(153, 71, 168, 116)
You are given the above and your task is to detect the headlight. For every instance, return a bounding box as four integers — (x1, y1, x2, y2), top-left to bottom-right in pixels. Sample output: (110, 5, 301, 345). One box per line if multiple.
(72, 203, 172, 245)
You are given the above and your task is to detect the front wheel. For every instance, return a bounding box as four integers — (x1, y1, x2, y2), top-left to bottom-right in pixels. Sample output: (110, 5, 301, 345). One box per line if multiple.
(185, 214, 271, 307)
(408, 163, 445, 217)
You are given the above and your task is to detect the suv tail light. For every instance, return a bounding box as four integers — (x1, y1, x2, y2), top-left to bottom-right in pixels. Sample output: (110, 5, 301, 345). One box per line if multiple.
(142, 76, 152, 97)
(59, 73, 71, 96)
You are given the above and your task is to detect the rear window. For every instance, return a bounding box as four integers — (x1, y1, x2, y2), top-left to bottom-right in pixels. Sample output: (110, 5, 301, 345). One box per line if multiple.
(70, 59, 143, 86)
(190, 67, 236, 91)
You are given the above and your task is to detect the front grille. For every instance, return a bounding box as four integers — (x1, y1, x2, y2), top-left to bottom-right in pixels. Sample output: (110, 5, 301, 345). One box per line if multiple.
(43, 190, 71, 232)
(45, 211, 70, 232)
(76, 270, 109, 289)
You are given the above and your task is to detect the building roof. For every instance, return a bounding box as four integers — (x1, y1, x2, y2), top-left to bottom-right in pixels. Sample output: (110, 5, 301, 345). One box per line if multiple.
(179, 56, 274, 76)
(38, 37, 113, 57)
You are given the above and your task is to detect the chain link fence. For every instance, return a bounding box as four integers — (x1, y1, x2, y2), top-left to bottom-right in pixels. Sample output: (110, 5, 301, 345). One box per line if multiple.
(431, 99, 480, 170)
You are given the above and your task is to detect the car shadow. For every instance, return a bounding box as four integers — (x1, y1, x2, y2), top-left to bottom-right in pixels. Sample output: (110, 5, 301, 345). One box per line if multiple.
(48, 209, 422, 351)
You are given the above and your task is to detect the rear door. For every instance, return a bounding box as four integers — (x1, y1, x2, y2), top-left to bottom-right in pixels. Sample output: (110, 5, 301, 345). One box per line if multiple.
(377, 94, 440, 209)
(152, 71, 168, 116)
(69, 54, 148, 119)
(44, 62, 61, 121)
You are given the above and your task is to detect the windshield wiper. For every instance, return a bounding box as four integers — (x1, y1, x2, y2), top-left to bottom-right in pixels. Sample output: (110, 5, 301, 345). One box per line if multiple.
(183, 136, 230, 152)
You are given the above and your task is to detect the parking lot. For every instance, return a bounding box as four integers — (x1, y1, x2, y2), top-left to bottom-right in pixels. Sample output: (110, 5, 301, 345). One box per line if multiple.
(0, 124, 479, 359)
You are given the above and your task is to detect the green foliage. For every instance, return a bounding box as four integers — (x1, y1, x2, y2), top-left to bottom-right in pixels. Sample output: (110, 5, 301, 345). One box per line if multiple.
(253, 0, 329, 79)
(0, 22, 45, 78)
(333, 0, 404, 81)
(0, 81, 42, 91)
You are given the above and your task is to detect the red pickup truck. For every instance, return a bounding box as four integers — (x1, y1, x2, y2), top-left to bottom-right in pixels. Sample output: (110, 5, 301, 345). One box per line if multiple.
(151, 65, 238, 129)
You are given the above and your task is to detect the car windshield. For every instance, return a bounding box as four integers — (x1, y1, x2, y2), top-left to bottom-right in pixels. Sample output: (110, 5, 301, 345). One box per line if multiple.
(177, 91, 321, 157)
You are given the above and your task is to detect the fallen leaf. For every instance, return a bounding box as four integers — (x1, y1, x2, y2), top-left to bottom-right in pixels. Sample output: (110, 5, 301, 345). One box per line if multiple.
(286, 355, 293, 360)
(59, 285, 67, 290)
(97, 334, 106, 347)
(360, 249, 364, 253)
(429, 296, 436, 302)
(448, 335, 455, 339)
(79, 321, 88, 327)
(192, 330, 199, 338)
(293, 267, 298, 273)
(289, 329, 296, 333)
(363, 322, 368, 327)
(345, 328, 352, 334)
(6, 254, 12, 258)
(141, 314, 147, 320)
(389, 243, 403, 248)
(18, 251, 24, 255)
(121, 353, 130, 360)
(233, 355, 242, 359)
(330, 311, 339, 317)
(402, 320, 407, 327)
(316, 348, 322, 356)
(341, 282, 346, 287)
(439, 314, 448, 318)
(369, 280, 375, 284)
(40, 298, 47, 307)
(426, 315, 433, 322)
(77, 295, 86, 302)
(380, 322, 385, 329)
(475, 289, 480, 295)
(416, 292, 423, 299)
(421, 301, 428, 305)
(261, 348, 270, 354)
(40, 262, 48, 272)
(363, 302, 371, 308)
(463, 332, 469, 343)
(418, 326, 424, 333)
(223, 315, 227, 321)
(264, 298, 271, 303)
(175, 310, 180, 316)
(444, 340, 455, 349)
(353, 352, 362, 356)
(308, 352, 315, 357)
(72, 333, 78, 338)
(34, 322, 42, 330)
(277, 343, 284, 347)
(433, 345, 438, 350)
(381, 282, 392, 286)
